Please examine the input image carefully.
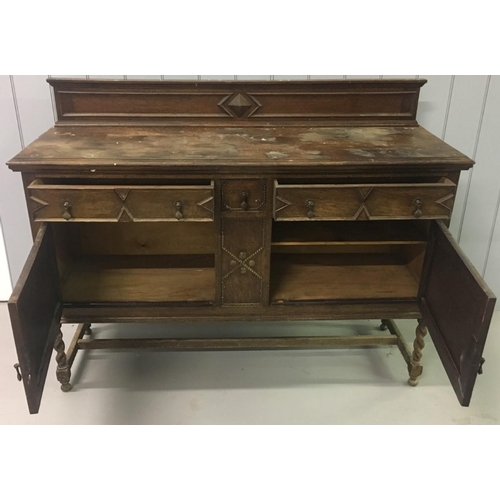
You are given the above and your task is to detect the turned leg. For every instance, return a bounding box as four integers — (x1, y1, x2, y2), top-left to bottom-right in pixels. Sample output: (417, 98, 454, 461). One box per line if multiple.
(408, 319, 428, 387)
(54, 330, 72, 392)
(84, 323, 92, 336)
(379, 319, 388, 331)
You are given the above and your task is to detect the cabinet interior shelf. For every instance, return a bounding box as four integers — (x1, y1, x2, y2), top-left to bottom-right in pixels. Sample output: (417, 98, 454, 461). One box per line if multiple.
(61, 255, 215, 305)
(270, 252, 421, 303)
(271, 220, 426, 246)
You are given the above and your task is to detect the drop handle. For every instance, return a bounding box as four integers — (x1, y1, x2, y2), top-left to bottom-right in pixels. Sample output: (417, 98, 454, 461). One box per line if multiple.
(413, 198, 423, 218)
(240, 191, 249, 210)
(14, 363, 22, 381)
(478, 357, 485, 375)
(174, 201, 183, 220)
(62, 201, 72, 221)
(306, 199, 315, 219)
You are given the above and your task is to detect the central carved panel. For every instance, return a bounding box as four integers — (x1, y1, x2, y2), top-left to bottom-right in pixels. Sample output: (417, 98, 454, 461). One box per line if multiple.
(218, 92, 262, 118)
(221, 218, 266, 306)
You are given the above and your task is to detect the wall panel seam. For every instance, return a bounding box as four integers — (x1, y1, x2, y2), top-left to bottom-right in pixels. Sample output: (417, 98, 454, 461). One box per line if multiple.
(9, 76, 25, 149)
(48, 74, 57, 123)
(441, 76, 455, 139)
(483, 187, 500, 276)
(457, 76, 491, 243)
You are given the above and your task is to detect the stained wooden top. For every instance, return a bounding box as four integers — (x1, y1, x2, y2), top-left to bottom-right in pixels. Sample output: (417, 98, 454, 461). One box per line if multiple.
(8, 125, 473, 173)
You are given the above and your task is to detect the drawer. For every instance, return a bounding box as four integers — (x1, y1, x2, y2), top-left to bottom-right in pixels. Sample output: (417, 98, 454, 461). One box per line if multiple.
(28, 180, 214, 222)
(273, 179, 456, 221)
(221, 179, 266, 212)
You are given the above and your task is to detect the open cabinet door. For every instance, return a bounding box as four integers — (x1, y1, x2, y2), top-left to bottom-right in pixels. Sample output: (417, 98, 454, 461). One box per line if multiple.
(8, 223, 62, 414)
(419, 220, 496, 406)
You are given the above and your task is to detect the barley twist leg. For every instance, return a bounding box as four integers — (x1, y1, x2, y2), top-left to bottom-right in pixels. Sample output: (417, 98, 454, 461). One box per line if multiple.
(54, 330, 72, 392)
(408, 319, 428, 387)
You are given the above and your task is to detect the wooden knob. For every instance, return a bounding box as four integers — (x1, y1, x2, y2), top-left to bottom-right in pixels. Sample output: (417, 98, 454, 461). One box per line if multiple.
(174, 201, 183, 220)
(240, 191, 249, 210)
(306, 199, 315, 219)
(413, 198, 423, 218)
(62, 201, 72, 221)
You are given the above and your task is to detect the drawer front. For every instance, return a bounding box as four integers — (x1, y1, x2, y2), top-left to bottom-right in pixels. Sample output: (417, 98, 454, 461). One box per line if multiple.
(28, 181, 214, 222)
(221, 179, 266, 212)
(274, 180, 456, 221)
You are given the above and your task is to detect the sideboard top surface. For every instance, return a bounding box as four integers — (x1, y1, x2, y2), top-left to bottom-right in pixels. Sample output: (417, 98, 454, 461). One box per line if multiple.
(8, 125, 473, 172)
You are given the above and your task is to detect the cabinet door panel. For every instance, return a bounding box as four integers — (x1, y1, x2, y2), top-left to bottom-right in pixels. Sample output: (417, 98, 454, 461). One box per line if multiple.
(8, 223, 62, 414)
(221, 218, 267, 306)
(419, 220, 496, 406)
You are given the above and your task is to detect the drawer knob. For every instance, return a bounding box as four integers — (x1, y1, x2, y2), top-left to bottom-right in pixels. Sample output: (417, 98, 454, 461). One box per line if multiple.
(248, 260, 255, 268)
(62, 201, 72, 221)
(306, 199, 315, 219)
(413, 198, 423, 218)
(240, 267, 247, 275)
(230, 260, 237, 267)
(240, 191, 249, 211)
(174, 201, 183, 220)
(239, 252, 247, 259)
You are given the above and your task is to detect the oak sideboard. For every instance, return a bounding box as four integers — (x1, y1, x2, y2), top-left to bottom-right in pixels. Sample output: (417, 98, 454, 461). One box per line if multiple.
(7, 78, 496, 414)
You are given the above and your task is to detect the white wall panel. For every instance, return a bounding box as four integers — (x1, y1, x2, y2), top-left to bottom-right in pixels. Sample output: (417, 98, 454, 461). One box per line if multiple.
(273, 75, 307, 80)
(345, 75, 381, 79)
(382, 75, 418, 79)
(12, 75, 55, 145)
(89, 75, 125, 79)
(200, 75, 235, 80)
(309, 75, 344, 80)
(484, 197, 500, 300)
(444, 76, 490, 238)
(162, 75, 198, 80)
(417, 75, 453, 137)
(0, 76, 32, 286)
(0, 219, 12, 300)
(236, 76, 271, 80)
(126, 75, 161, 80)
(458, 76, 500, 274)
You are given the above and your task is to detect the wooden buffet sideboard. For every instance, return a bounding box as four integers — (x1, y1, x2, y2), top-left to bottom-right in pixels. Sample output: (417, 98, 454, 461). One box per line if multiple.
(7, 78, 496, 413)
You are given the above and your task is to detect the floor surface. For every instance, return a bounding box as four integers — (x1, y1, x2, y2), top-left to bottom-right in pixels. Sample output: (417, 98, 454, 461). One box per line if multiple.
(1, 302, 499, 424)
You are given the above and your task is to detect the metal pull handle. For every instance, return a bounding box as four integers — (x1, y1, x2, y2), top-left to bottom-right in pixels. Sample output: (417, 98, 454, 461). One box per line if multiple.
(478, 357, 485, 375)
(62, 201, 72, 221)
(306, 199, 315, 219)
(413, 198, 423, 218)
(174, 201, 183, 220)
(240, 191, 249, 211)
(14, 363, 22, 381)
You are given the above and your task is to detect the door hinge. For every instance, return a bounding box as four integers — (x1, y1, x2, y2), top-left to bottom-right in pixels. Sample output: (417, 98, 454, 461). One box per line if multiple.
(478, 357, 486, 375)
(14, 363, 22, 381)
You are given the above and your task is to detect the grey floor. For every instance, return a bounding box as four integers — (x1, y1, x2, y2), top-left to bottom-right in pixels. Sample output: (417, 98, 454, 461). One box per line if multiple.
(1, 302, 499, 424)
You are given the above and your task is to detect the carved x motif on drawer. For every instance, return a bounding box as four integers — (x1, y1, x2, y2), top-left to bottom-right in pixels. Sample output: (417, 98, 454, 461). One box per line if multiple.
(114, 189, 135, 222)
(353, 187, 374, 221)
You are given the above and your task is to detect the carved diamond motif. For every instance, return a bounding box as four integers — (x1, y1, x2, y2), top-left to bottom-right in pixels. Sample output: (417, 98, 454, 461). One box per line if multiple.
(218, 92, 261, 118)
